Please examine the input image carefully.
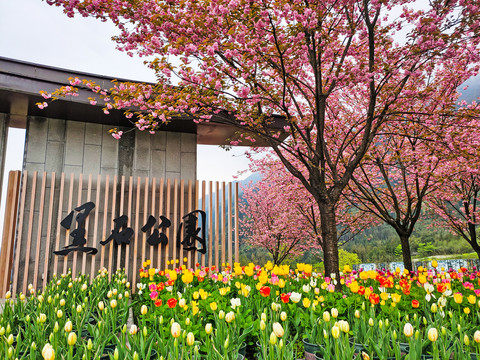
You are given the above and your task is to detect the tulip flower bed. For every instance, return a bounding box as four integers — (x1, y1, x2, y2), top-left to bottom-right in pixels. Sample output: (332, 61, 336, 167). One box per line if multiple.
(136, 261, 480, 360)
(2, 262, 480, 360)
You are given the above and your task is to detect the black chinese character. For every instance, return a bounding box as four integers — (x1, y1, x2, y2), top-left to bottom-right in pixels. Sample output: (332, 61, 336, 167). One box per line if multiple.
(100, 215, 134, 246)
(141, 215, 171, 246)
(54, 202, 98, 256)
(177, 210, 206, 254)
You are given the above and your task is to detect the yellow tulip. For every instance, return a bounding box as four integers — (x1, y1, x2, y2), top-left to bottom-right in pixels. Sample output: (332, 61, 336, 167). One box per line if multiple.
(323, 311, 331, 322)
(331, 308, 338, 318)
(391, 293, 402, 303)
(225, 311, 235, 323)
(64, 321, 72, 333)
(454, 293, 463, 304)
(42, 344, 55, 360)
(428, 328, 438, 342)
(331, 326, 340, 339)
(404, 323, 413, 338)
(474, 330, 480, 343)
(67, 332, 77, 346)
(187, 332, 195, 346)
(269, 332, 277, 345)
(171, 322, 181, 338)
(303, 298, 311, 308)
(273, 322, 284, 338)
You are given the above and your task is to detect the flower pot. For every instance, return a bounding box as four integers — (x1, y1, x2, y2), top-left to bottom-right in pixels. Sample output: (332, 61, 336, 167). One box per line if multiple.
(304, 338, 322, 360)
(314, 351, 357, 360)
(238, 342, 247, 357)
(348, 337, 367, 354)
(149, 349, 158, 359)
(399, 342, 410, 354)
(237, 355, 245, 360)
(99, 344, 116, 360)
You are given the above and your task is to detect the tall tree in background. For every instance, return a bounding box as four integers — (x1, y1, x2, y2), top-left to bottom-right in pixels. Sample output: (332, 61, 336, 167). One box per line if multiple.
(240, 153, 374, 265)
(43, 0, 480, 283)
(428, 103, 480, 260)
(348, 117, 445, 272)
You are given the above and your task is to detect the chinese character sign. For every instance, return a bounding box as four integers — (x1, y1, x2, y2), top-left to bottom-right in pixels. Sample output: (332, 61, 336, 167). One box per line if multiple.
(54, 202, 98, 256)
(53, 203, 208, 256)
(100, 215, 134, 246)
(177, 210, 207, 254)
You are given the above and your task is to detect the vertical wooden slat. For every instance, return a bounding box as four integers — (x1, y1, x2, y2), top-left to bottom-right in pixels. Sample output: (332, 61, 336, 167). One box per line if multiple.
(117, 176, 125, 271)
(179, 180, 184, 267)
(53, 172, 65, 277)
(100, 175, 110, 271)
(32, 172, 47, 289)
(149, 178, 156, 263)
(0, 171, 21, 295)
(81, 174, 92, 276)
(187, 180, 193, 267)
(201, 181, 206, 267)
(157, 178, 164, 269)
(125, 176, 133, 279)
(228, 182, 233, 267)
(208, 181, 213, 269)
(90, 174, 102, 282)
(63, 173, 75, 275)
(12, 171, 28, 296)
(72, 173, 83, 278)
(221, 181, 226, 268)
(22, 171, 38, 294)
(42, 172, 56, 288)
(141, 177, 149, 265)
(235, 182, 239, 262)
(107, 175, 117, 280)
(215, 181, 220, 269)
(173, 179, 178, 266)
(164, 179, 171, 268)
(132, 177, 141, 292)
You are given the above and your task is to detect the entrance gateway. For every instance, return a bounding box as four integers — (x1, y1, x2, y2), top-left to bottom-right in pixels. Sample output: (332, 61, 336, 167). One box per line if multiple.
(0, 57, 286, 295)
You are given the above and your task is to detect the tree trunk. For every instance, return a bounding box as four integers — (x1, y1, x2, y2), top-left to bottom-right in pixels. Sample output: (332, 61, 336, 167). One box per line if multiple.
(318, 202, 341, 290)
(399, 234, 413, 273)
(467, 223, 480, 263)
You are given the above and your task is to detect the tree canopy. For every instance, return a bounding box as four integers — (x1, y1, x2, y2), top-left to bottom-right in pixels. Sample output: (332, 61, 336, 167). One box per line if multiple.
(43, 0, 480, 282)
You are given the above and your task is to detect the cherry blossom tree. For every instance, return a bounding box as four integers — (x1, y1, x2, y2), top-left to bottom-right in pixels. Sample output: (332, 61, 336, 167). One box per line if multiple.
(42, 0, 480, 283)
(429, 173, 480, 260)
(240, 152, 374, 265)
(427, 102, 480, 260)
(348, 131, 440, 272)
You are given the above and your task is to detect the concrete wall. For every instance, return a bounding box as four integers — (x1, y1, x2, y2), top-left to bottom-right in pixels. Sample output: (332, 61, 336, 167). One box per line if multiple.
(13, 116, 197, 291)
(23, 116, 196, 181)
(0, 114, 8, 198)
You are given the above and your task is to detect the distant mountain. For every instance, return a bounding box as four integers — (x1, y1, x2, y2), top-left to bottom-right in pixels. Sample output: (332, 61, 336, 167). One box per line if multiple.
(237, 172, 262, 195)
(459, 75, 480, 103)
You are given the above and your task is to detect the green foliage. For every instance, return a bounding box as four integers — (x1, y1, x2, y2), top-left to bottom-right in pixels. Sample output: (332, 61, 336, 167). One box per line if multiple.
(338, 248, 360, 268)
(344, 217, 475, 263)
(239, 243, 272, 265)
(394, 244, 402, 257)
(417, 242, 436, 258)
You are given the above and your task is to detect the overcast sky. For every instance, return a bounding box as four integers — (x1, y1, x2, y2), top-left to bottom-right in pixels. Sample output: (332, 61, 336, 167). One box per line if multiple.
(0, 0, 254, 183)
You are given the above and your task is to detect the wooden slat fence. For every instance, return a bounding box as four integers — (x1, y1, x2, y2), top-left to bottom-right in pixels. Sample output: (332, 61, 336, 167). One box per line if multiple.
(0, 171, 239, 297)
